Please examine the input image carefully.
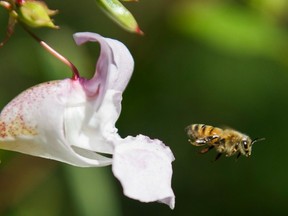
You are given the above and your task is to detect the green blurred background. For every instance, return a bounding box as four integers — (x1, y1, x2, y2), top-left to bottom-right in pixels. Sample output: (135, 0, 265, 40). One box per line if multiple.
(1, 0, 288, 215)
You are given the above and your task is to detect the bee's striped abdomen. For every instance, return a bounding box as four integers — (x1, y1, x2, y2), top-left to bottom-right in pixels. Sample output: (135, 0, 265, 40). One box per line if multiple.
(186, 124, 224, 146)
(191, 124, 221, 137)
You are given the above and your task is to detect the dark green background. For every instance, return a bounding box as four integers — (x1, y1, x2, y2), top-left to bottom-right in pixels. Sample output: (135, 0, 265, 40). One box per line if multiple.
(1, 0, 288, 215)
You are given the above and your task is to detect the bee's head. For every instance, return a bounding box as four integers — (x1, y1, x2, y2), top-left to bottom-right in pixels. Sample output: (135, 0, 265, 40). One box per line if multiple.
(239, 137, 253, 157)
(240, 137, 265, 157)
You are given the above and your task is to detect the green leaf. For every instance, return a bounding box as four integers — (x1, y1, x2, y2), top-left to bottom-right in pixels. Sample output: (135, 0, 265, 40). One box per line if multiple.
(96, 0, 143, 34)
(171, 2, 287, 57)
(249, 0, 288, 17)
(64, 166, 122, 216)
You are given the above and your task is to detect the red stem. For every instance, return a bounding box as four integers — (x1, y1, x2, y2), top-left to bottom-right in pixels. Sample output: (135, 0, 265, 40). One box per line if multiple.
(23, 26, 80, 80)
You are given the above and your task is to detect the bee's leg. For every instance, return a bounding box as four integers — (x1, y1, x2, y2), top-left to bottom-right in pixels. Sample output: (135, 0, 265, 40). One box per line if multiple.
(190, 138, 207, 146)
(188, 139, 198, 146)
(236, 152, 241, 159)
(214, 153, 222, 161)
(207, 135, 219, 142)
(215, 138, 226, 145)
(195, 135, 220, 146)
(200, 145, 214, 154)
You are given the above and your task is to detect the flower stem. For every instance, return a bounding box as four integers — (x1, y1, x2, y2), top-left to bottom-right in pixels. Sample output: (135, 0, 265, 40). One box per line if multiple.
(0, 19, 14, 47)
(22, 26, 80, 80)
(0, 1, 14, 47)
(0, 1, 12, 10)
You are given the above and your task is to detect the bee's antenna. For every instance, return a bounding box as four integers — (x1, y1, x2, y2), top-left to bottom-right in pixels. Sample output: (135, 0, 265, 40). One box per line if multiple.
(252, 137, 265, 145)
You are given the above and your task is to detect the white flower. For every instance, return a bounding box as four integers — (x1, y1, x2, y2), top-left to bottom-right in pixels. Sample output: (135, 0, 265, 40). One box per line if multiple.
(0, 32, 175, 209)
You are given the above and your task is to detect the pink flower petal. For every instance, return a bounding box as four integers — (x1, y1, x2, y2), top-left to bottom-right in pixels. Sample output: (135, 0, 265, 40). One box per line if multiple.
(66, 32, 135, 155)
(73, 32, 134, 96)
(0, 32, 135, 167)
(0, 80, 112, 166)
(112, 135, 175, 209)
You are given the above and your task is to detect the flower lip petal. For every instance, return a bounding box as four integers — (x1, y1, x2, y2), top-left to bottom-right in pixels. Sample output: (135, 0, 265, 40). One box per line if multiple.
(112, 135, 175, 209)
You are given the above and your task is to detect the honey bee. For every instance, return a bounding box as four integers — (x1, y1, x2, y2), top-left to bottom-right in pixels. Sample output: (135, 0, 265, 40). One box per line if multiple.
(185, 124, 264, 160)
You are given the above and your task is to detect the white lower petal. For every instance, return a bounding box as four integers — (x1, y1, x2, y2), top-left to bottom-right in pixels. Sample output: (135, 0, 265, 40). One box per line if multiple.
(0, 79, 113, 167)
(112, 135, 175, 209)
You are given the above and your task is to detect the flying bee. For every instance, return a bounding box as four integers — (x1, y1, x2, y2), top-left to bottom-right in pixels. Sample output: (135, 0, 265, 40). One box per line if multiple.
(185, 124, 264, 160)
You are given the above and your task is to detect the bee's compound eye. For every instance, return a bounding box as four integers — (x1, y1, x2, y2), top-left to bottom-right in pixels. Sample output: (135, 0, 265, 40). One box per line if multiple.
(242, 140, 248, 149)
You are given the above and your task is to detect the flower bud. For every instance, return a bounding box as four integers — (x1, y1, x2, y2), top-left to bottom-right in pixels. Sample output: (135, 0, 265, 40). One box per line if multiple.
(96, 0, 143, 34)
(18, 1, 58, 28)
